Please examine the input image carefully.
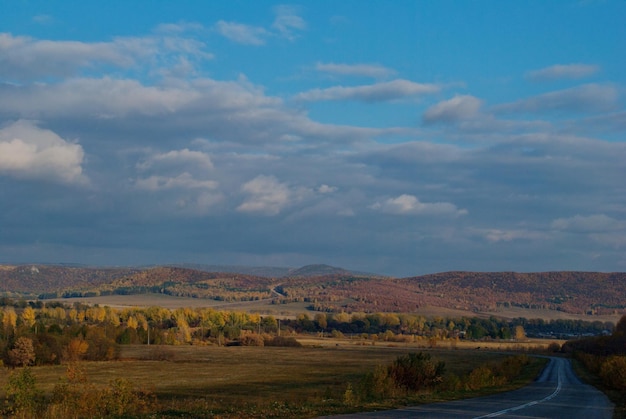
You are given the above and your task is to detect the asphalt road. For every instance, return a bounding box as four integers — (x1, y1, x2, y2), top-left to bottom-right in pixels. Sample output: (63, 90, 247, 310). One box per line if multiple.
(320, 357, 613, 419)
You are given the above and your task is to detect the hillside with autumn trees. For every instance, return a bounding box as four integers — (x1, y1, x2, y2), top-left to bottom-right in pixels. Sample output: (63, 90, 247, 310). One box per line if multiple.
(1, 265, 625, 318)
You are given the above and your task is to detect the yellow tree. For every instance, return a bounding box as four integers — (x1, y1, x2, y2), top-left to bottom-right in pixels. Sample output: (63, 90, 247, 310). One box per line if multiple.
(514, 325, 526, 340)
(68, 308, 78, 322)
(65, 338, 89, 362)
(54, 307, 67, 320)
(127, 316, 139, 330)
(3, 307, 18, 334)
(21, 307, 36, 329)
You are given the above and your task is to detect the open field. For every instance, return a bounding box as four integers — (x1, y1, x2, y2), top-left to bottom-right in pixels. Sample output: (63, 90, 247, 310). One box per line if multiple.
(0, 338, 553, 418)
(49, 293, 622, 323)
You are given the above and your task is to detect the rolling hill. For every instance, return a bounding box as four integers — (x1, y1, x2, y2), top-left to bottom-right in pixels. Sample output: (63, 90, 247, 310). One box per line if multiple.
(1, 264, 624, 318)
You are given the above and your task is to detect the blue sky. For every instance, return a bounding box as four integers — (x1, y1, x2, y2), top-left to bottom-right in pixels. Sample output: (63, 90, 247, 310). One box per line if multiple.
(0, 1, 624, 276)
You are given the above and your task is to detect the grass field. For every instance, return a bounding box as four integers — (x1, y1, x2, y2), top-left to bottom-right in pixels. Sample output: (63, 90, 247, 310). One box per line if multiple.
(0, 337, 552, 418)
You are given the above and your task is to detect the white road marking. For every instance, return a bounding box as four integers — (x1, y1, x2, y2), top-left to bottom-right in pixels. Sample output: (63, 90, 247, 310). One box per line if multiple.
(473, 360, 563, 419)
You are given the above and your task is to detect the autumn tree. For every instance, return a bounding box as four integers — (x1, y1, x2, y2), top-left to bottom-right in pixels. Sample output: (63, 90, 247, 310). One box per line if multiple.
(21, 307, 37, 329)
(3, 307, 17, 334)
(514, 325, 526, 340)
(64, 338, 89, 362)
(8, 337, 36, 367)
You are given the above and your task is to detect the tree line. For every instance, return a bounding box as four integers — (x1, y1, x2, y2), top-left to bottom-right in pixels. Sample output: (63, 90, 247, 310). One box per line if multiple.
(0, 298, 613, 368)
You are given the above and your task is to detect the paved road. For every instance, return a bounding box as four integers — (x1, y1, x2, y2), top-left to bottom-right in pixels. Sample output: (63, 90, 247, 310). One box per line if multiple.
(320, 357, 613, 419)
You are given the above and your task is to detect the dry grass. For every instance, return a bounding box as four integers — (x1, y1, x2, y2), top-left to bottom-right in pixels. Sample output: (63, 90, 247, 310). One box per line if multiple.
(0, 338, 550, 417)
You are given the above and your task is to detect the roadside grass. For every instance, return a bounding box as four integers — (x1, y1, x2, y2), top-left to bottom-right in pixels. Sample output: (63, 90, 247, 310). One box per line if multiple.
(0, 339, 551, 418)
(571, 357, 625, 418)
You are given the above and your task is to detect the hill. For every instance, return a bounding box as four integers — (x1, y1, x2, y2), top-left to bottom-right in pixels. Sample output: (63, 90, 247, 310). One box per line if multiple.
(1, 264, 624, 318)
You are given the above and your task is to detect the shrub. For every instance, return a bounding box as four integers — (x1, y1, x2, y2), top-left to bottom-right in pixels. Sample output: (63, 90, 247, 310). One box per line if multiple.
(493, 354, 529, 381)
(358, 364, 399, 400)
(264, 336, 302, 347)
(49, 363, 156, 418)
(600, 356, 626, 390)
(388, 352, 445, 391)
(240, 334, 265, 346)
(466, 366, 497, 390)
(4, 367, 42, 417)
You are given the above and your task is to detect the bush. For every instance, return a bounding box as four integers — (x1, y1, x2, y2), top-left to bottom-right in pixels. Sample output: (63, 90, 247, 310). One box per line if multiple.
(388, 352, 445, 391)
(49, 363, 156, 418)
(465, 366, 497, 390)
(600, 356, 626, 390)
(240, 334, 265, 346)
(4, 367, 43, 417)
(358, 364, 399, 401)
(493, 354, 529, 381)
(264, 336, 302, 347)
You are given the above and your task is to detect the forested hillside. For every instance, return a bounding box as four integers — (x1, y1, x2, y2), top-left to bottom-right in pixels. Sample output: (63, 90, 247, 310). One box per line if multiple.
(1, 265, 625, 317)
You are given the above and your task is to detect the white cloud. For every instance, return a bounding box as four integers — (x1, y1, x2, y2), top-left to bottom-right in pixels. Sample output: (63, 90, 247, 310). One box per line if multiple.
(272, 5, 307, 40)
(138, 148, 213, 171)
(318, 184, 338, 194)
(214, 21, 269, 45)
(135, 172, 218, 191)
(495, 84, 619, 114)
(371, 194, 467, 216)
(526, 63, 600, 81)
(237, 175, 290, 215)
(0, 31, 212, 81)
(315, 62, 396, 79)
(472, 228, 548, 243)
(296, 79, 440, 102)
(0, 76, 280, 119)
(0, 33, 145, 80)
(0, 120, 86, 184)
(551, 214, 625, 233)
(423, 95, 483, 124)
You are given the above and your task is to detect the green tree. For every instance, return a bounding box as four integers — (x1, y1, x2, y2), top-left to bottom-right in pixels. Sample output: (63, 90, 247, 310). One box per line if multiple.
(5, 367, 42, 416)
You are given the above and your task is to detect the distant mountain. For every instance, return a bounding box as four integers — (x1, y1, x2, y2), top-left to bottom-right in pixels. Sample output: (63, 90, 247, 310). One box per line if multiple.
(168, 264, 293, 278)
(286, 264, 357, 277)
(167, 263, 378, 278)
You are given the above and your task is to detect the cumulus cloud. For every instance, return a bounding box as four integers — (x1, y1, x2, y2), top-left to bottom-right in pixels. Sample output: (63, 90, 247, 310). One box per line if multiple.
(296, 79, 440, 102)
(134, 172, 218, 191)
(551, 214, 625, 233)
(495, 84, 619, 114)
(214, 21, 269, 45)
(526, 63, 600, 81)
(237, 175, 290, 215)
(423, 95, 483, 124)
(138, 148, 213, 171)
(0, 120, 86, 184)
(371, 194, 467, 216)
(315, 62, 396, 79)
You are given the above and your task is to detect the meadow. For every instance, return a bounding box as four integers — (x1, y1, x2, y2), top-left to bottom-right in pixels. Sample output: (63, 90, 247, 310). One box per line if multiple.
(0, 338, 552, 418)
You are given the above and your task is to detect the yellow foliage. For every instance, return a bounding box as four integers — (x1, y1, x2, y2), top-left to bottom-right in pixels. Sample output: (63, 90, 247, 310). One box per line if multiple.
(65, 338, 89, 362)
